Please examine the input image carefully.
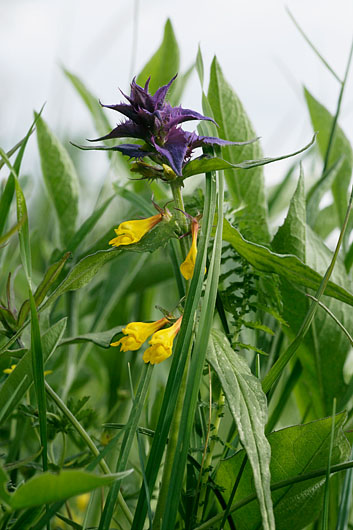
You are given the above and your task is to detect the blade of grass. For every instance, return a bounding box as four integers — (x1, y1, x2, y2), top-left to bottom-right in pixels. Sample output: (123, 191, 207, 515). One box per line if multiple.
(286, 8, 342, 83)
(161, 171, 224, 529)
(336, 445, 353, 530)
(0, 108, 43, 237)
(322, 399, 336, 530)
(306, 294, 353, 345)
(131, 173, 217, 530)
(262, 184, 353, 394)
(29, 291, 48, 472)
(98, 363, 153, 530)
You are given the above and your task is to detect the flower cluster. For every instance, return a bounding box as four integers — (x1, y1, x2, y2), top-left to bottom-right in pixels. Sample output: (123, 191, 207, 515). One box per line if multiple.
(111, 317, 182, 365)
(89, 76, 237, 178)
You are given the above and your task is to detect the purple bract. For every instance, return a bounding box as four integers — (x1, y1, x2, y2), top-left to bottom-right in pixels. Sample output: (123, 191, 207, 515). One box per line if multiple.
(89, 75, 239, 176)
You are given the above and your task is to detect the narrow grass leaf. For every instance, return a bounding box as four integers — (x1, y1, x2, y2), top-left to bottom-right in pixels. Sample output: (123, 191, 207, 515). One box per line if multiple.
(29, 290, 48, 471)
(17, 252, 71, 327)
(63, 68, 111, 138)
(0, 318, 67, 425)
(162, 171, 224, 529)
(208, 329, 275, 530)
(336, 445, 353, 530)
(131, 174, 217, 530)
(0, 111, 40, 236)
(98, 363, 153, 530)
(304, 88, 353, 228)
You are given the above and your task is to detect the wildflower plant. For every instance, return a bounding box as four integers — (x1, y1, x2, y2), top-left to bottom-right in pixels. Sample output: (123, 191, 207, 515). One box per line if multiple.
(1, 16, 353, 530)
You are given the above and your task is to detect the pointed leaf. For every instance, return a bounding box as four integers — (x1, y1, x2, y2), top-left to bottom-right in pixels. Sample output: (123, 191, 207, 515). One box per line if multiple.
(207, 329, 275, 530)
(304, 88, 353, 227)
(217, 414, 350, 530)
(59, 325, 123, 348)
(222, 217, 353, 307)
(208, 57, 269, 243)
(136, 19, 179, 96)
(9, 469, 132, 510)
(35, 114, 79, 245)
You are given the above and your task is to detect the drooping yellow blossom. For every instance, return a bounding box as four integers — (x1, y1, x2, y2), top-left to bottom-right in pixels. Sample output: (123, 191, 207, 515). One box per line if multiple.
(111, 318, 168, 352)
(3, 364, 17, 374)
(109, 213, 163, 247)
(180, 219, 201, 280)
(76, 493, 91, 512)
(143, 316, 182, 365)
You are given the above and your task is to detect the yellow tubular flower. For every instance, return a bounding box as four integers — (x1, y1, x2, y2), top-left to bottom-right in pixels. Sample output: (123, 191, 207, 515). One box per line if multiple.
(109, 213, 163, 247)
(180, 219, 200, 280)
(3, 364, 17, 374)
(111, 318, 168, 352)
(143, 316, 182, 365)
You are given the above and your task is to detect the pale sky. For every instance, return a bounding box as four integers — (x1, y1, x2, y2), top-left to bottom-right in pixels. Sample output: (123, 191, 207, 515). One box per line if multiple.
(1, 0, 352, 187)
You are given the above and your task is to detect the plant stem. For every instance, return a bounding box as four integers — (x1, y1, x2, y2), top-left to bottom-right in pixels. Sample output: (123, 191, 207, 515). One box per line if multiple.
(196, 388, 225, 523)
(45, 382, 133, 525)
(152, 345, 192, 530)
(170, 180, 189, 259)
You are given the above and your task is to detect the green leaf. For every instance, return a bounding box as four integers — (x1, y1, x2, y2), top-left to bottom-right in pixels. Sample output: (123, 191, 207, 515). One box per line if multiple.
(272, 171, 353, 414)
(0, 318, 67, 425)
(216, 413, 350, 530)
(304, 87, 353, 227)
(0, 217, 26, 247)
(313, 203, 338, 239)
(35, 113, 79, 245)
(222, 217, 353, 307)
(306, 157, 344, 227)
(63, 68, 111, 138)
(9, 469, 132, 510)
(208, 329, 275, 530)
(0, 466, 11, 506)
(41, 250, 118, 310)
(136, 19, 179, 96)
(59, 325, 123, 348)
(65, 195, 115, 254)
(208, 57, 269, 243)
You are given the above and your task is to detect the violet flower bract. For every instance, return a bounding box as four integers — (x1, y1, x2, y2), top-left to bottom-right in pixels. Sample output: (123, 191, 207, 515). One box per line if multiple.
(88, 76, 244, 177)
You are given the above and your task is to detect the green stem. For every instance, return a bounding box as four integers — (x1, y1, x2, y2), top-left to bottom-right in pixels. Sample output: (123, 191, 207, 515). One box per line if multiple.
(196, 389, 225, 523)
(170, 180, 189, 258)
(45, 382, 133, 524)
(152, 346, 192, 530)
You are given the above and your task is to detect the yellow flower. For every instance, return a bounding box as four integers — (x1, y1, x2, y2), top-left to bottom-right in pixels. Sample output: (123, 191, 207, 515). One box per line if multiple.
(109, 213, 163, 247)
(111, 318, 168, 352)
(143, 317, 182, 365)
(3, 365, 52, 376)
(3, 364, 17, 374)
(180, 219, 202, 280)
(76, 493, 90, 512)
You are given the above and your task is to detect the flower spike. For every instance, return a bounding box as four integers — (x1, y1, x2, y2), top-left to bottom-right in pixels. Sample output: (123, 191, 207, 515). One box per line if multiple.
(77, 75, 245, 178)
